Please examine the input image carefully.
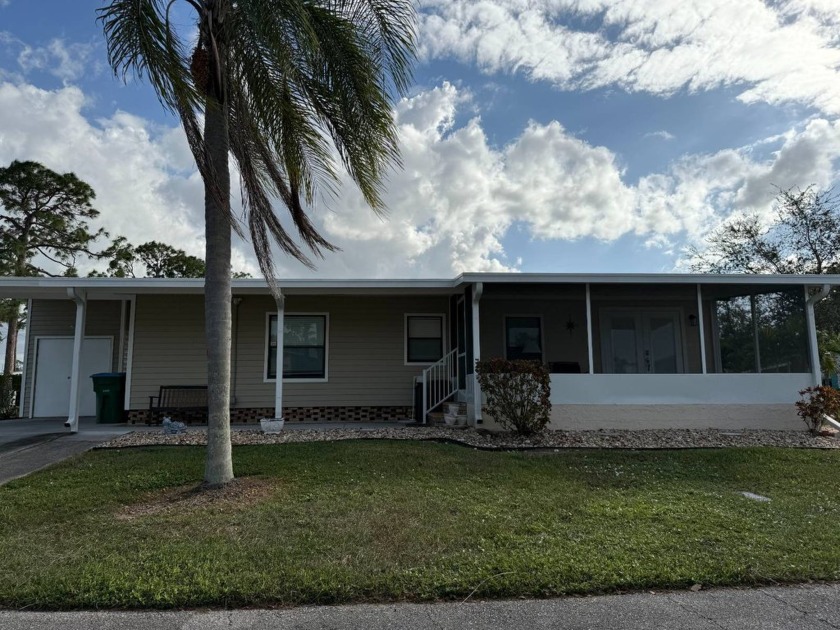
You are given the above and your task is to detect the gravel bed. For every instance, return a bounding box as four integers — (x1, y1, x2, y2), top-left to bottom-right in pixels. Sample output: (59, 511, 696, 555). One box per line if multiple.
(99, 426, 840, 450)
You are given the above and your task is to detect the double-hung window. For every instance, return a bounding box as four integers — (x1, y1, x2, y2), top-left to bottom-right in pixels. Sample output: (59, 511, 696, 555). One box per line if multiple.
(267, 314, 327, 380)
(405, 315, 444, 364)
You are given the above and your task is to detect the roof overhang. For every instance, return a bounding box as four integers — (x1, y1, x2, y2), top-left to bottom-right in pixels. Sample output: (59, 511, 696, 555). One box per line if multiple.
(457, 272, 840, 286)
(1, 272, 839, 300)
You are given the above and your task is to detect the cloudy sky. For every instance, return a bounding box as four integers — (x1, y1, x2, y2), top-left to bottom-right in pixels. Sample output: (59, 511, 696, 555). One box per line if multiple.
(1, 0, 839, 280)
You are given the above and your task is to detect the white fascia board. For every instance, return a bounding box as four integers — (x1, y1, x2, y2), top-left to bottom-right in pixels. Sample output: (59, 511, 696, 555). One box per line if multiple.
(456, 272, 840, 286)
(2, 272, 840, 300)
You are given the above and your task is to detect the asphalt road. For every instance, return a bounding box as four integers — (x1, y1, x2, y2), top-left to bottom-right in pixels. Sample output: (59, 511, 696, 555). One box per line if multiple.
(1, 583, 839, 629)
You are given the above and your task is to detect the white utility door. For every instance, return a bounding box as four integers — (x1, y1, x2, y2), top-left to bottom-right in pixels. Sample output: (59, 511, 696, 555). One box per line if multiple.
(33, 337, 112, 417)
(602, 310, 684, 374)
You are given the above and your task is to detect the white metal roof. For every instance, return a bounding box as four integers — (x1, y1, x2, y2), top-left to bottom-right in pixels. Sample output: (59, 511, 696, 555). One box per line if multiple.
(0, 272, 837, 299)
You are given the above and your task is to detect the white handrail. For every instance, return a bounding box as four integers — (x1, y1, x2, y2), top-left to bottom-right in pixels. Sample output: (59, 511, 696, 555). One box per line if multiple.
(824, 413, 840, 431)
(421, 348, 458, 423)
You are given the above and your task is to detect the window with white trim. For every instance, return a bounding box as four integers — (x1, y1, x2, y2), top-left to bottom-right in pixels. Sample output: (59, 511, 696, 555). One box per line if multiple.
(267, 314, 327, 379)
(405, 315, 444, 364)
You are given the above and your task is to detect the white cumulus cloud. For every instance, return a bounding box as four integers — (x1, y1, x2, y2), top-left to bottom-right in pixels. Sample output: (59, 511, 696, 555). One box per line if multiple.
(0, 33, 96, 82)
(418, 0, 840, 115)
(1, 80, 839, 281)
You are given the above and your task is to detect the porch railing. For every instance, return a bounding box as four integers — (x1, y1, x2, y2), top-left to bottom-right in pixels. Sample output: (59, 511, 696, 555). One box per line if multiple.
(421, 348, 458, 423)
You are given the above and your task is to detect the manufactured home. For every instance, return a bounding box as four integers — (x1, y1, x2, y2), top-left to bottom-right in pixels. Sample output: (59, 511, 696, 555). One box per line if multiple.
(1, 273, 835, 431)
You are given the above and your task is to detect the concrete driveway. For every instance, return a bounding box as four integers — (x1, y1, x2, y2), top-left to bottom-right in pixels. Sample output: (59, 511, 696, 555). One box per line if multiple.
(0, 417, 135, 485)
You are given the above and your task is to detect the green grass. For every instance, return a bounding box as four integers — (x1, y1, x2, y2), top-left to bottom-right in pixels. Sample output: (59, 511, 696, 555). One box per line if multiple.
(1, 441, 840, 609)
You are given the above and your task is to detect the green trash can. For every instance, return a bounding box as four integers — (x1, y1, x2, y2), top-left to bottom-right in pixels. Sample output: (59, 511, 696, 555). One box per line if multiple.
(90, 373, 126, 423)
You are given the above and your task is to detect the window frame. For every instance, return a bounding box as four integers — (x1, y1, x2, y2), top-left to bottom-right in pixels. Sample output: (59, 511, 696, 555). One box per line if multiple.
(503, 314, 545, 363)
(264, 312, 330, 383)
(404, 313, 447, 366)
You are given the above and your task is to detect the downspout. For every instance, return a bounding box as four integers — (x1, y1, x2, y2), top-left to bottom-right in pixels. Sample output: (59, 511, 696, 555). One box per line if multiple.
(805, 284, 832, 386)
(471, 282, 483, 425)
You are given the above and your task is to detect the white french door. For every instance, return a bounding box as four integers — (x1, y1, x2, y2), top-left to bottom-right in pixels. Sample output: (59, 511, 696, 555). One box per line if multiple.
(601, 309, 684, 374)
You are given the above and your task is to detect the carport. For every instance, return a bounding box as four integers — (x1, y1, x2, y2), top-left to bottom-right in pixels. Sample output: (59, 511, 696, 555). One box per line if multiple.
(0, 279, 135, 432)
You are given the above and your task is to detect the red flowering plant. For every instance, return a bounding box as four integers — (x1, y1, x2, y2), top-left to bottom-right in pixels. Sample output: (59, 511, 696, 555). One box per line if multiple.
(795, 386, 840, 435)
(475, 358, 551, 435)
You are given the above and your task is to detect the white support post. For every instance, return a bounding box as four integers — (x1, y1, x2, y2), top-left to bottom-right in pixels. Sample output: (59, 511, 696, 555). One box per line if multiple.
(471, 282, 483, 425)
(585, 283, 594, 374)
(421, 375, 428, 424)
(805, 285, 831, 387)
(65, 288, 87, 432)
(117, 299, 127, 371)
(750, 294, 762, 373)
(711, 302, 723, 374)
(123, 295, 136, 411)
(274, 293, 285, 419)
(696, 284, 707, 374)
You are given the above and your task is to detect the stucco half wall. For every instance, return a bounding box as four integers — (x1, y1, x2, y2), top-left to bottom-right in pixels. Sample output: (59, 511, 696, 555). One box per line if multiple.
(544, 404, 801, 430)
(480, 373, 811, 431)
(480, 404, 802, 431)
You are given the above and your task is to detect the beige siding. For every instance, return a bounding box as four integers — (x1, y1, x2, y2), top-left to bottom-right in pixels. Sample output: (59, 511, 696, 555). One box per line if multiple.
(129, 294, 207, 410)
(129, 294, 450, 410)
(22, 299, 123, 415)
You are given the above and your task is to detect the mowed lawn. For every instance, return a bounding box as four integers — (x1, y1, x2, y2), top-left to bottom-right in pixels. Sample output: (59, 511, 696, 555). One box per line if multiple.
(1, 441, 840, 609)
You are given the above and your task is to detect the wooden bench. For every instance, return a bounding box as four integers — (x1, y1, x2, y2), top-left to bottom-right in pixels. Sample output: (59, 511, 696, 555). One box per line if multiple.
(148, 385, 208, 424)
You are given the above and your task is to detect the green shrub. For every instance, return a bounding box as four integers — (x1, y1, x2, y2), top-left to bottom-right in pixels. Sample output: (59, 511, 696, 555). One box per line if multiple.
(795, 386, 840, 434)
(475, 358, 551, 435)
(0, 374, 18, 420)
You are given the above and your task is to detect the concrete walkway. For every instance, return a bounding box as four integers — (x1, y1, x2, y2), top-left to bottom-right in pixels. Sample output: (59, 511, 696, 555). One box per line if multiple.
(0, 584, 839, 629)
(0, 417, 134, 485)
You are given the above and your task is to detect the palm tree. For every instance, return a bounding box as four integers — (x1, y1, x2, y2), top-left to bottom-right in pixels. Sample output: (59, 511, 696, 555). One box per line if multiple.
(99, 0, 415, 486)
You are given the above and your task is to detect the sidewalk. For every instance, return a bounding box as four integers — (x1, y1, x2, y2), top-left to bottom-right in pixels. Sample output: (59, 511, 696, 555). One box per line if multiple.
(1, 583, 838, 629)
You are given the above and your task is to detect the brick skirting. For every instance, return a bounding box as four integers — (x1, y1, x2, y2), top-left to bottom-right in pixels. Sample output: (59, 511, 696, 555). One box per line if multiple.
(127, 405, 412, 424)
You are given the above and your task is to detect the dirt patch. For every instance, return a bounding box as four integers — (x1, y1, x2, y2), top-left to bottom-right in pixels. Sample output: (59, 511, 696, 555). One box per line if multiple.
(116, 476, 279, 521)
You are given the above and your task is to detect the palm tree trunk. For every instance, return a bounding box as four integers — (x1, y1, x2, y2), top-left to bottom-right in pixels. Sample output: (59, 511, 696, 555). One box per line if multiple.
(202, 95, 234, 487)
(3, 302, 19, 375)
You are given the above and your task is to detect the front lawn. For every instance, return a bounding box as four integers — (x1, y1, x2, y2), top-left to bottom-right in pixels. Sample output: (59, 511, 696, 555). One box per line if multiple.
(1, 441, 839, 609)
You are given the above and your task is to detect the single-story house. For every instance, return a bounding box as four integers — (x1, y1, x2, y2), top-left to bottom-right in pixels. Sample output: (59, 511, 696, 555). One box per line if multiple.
(1, 273, 836, 431)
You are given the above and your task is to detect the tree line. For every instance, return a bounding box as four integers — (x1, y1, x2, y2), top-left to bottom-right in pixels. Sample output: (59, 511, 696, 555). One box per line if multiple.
(0, 159, 249, 377)
(690, 185, 840, 368)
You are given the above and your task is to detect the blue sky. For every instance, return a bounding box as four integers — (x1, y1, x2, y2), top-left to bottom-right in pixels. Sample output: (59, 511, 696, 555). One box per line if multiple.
(1, 0, 839, 278)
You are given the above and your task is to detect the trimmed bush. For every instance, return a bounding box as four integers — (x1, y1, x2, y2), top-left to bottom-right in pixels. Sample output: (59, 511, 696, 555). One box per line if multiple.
(795, 386, 840, 434)
(0, 374, 18, 420)
(475, 358, 551, 435)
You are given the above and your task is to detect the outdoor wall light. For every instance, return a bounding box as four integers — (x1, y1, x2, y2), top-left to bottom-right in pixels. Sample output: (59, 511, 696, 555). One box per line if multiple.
(688, 314, 698, 327)
(566, 317, 576, 335)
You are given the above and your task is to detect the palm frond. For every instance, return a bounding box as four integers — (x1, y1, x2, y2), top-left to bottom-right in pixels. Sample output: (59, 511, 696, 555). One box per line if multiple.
(101, 0, 417, 273)
(99, 0, 197, 114)
(99, 0, 232, 216)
